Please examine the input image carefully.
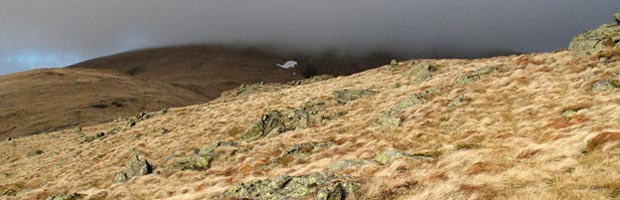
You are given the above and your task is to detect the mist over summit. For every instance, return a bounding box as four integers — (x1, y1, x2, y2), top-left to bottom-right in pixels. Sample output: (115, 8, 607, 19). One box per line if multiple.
(1, 0, 619, 74)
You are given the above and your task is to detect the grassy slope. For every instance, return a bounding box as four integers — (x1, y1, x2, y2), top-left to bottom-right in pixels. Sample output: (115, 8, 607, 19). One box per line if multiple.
(2, 50, 620, 199)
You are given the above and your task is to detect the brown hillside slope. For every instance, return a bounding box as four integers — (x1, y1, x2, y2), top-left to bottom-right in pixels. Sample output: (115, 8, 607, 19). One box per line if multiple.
(68, 45, 393, 99)
(2, 49, 620, 199)
(0, 68, 206, 139)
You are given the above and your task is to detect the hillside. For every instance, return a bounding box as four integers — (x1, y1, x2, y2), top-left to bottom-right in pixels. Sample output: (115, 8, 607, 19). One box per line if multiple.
(2, 18, 620, 200)
(0, 68, 206, 139)
(2, 46, 620, 199)
(1, 45, 393, 139)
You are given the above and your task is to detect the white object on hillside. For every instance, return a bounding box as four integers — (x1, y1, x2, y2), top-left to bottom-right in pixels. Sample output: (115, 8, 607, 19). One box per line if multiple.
(276, 61, 298, 69)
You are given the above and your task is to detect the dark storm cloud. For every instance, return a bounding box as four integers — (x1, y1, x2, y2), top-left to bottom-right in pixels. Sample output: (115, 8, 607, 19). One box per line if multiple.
(1, 0, 619, 74)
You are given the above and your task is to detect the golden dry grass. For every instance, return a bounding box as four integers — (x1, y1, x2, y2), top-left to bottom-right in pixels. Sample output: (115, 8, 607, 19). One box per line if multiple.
(2, 50, 620, 199)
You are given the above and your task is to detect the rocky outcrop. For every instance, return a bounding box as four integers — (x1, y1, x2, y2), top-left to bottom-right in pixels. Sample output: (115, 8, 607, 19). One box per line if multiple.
(569, 14, 620, 57)
(242, 102, 331, 141)
(242, 111, 287, 141)
(407, 62, 435, 84)
(333, 89, 378, 105)
(223, 173, 355, 200)
(114, 154, 153, 183)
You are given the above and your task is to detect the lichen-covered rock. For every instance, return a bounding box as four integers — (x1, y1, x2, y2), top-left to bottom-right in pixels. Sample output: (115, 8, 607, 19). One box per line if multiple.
(592, 80, 619, 92)
(333, 89, 378, 105)
(448, 95, 469, 108)
(407, 62, 435, 84)
(45, 193, 84, 200)
(377, 88, 441, 129)
(242, 111, 286, 141)
(114, 172, 129, 183)
(327, 160, 368, 172)
(223, 173, 355, 200)
(570, 15, 620, 57)
(283, 102, 327, 130)
(374, 150, 427, 165)
(455, 66, 496, 84)
(316, 182, 347, 200)
(27, 150, 44, 157)
(118, 154, 152, 181)
(273, 142, 334, 165)
(169, 153, 217, 171)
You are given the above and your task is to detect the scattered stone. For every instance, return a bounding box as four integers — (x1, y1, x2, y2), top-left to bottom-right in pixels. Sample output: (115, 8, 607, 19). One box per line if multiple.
(327, 159, 369, 172)
(374, 150, 428, 165)
(223, 173, 355, 200)
(333, 89, 378, 105)
(455, 66, 496, 84)
(160, 107, 169, 114)
(125, 119, 137, 129)
(45, 193, 84, 200)
(242, 111, 286, 141)
(204, 141, 238, 153)
(407, 62, 435, 84)
(615, 13, 620, 25)
(81, 132, 105, 144)
(156, 128, 170, 134)
(390, 59, 398, 66)
(6, 137, 12, 141)
(27, 150, 45, 157)
(592, 80, 619, 92)
(561, 107, 589, 117)
(114, 154, 152, 183)
(135, 112, 150, 121)
(106, 127, 120, 135)
(377, 88, 441, 129)
(448, 95, 469, 108)
(570, 14, 620, 57)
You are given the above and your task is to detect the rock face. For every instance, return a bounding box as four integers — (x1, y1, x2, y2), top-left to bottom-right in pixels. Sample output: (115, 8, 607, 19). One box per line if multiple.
(114, 154, 153, 183)
(242, 102, 330, 141)
(377, 88, 441, 129)
(242, 111, 287, 141)
(223, 173, 355, 200)
(333, 89, 378, 105)
(569, 14, 620, 57)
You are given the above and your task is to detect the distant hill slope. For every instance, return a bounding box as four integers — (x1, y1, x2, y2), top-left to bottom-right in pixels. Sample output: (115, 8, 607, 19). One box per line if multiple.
(67, 45, 394, 99)
(1, 45, 393, 139)
(0, 68, 206, 139)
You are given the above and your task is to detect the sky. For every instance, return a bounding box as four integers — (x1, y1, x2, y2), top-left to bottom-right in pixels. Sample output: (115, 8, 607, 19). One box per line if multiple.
(0, 0, 619, 75)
